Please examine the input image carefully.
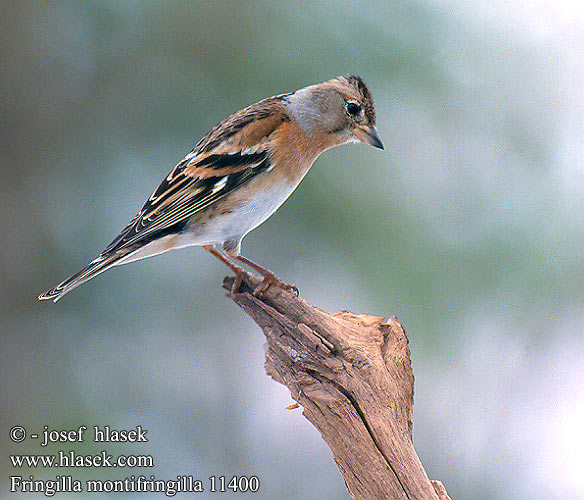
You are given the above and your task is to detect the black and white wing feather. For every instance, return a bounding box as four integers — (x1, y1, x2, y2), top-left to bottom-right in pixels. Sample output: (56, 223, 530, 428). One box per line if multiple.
(38, 97, 290, 301)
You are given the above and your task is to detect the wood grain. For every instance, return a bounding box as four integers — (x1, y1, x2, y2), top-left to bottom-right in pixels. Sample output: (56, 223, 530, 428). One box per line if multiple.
(223, 273, 449, 500)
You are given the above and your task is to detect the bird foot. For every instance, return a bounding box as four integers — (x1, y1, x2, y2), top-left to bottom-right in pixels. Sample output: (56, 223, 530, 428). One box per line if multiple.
(226, 269, 246, 296)
(253, 272, 299, 297)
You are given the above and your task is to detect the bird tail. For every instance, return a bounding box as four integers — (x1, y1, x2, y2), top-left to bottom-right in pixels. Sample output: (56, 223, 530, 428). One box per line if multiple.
(38, 252, 126, 302)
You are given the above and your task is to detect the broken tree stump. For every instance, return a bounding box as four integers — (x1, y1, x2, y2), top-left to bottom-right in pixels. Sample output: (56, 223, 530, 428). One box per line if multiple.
(223, 273, 450, 500)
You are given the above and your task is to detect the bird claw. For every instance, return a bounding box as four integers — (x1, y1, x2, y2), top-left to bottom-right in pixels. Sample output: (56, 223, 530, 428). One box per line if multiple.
(225, 270, 245, 296)
(252, 272, 299, 297)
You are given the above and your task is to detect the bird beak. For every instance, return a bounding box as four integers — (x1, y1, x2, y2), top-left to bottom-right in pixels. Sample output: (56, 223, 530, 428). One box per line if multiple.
(354, 125, 384, 150)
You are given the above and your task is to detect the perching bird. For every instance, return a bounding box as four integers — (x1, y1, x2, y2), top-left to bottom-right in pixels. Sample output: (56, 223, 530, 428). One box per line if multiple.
(38, 75, 383, 302)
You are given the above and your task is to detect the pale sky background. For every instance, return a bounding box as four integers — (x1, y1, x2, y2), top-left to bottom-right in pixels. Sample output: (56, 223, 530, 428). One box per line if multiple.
(1, 1, 583, 499)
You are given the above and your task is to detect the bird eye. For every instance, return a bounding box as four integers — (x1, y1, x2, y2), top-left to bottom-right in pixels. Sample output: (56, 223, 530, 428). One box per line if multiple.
(346, 101, 362, 116)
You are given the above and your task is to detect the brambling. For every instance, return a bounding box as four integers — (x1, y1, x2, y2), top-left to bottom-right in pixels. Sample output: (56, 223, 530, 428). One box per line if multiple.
(39, 75, 383, 302)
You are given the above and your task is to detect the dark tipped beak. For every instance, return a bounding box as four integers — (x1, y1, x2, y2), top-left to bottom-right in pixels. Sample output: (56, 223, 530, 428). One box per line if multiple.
(354, 125, 384, 150)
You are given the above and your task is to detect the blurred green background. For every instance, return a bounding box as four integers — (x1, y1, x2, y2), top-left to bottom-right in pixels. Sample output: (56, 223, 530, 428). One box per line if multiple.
(2, 1, 583, 499)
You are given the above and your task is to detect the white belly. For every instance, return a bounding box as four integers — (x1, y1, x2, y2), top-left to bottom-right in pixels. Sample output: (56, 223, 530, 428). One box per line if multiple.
(190, 182, 297, 246)
(114, 182, 297, 266)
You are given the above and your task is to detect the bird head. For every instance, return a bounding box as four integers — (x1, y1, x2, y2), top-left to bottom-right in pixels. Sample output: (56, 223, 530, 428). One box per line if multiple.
(286, 74, 383, 150)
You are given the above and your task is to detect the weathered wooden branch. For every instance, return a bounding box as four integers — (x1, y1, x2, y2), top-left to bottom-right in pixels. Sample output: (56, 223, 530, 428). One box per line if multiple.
(223, 273, 450, 500)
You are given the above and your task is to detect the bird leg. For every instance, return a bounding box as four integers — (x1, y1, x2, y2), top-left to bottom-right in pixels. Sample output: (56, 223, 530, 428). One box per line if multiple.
(205, 244, 298, 296)
(232, 254, 299, 296)
(203, 245, 246, 294)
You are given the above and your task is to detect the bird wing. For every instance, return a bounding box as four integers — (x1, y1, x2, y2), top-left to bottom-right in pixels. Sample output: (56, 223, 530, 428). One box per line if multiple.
(101, 98, 290, 257)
